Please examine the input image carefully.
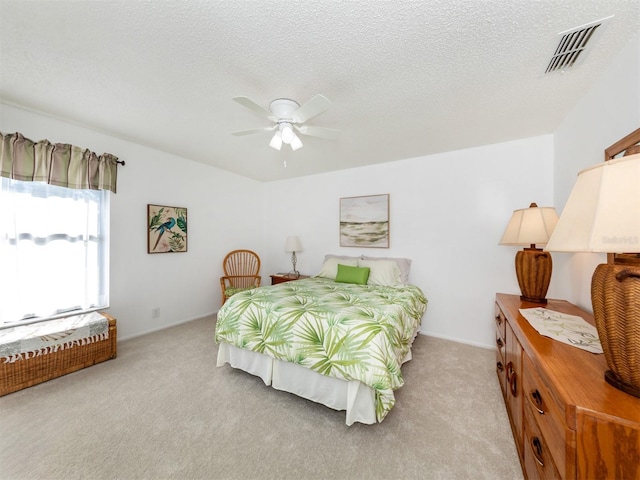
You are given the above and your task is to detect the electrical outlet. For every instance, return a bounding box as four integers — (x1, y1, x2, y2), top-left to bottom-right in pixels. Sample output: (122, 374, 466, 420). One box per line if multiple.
(152, 307, 160, 319)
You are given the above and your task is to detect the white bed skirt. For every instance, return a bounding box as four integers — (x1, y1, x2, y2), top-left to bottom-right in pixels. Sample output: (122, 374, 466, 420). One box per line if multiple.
(217, 343, 378, 425)
(216, 339, 417, 426)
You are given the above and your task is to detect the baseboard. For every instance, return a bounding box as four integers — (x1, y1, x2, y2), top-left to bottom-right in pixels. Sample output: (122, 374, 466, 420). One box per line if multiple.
(418, 330, 494, 350)
(117, 311, 216, 341)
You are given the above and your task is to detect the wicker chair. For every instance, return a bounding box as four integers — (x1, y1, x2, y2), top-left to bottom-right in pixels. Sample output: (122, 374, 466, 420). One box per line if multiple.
(220, 249, 261, 305)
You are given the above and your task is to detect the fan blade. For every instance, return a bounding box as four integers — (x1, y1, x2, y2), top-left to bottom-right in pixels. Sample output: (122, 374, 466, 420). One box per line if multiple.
(295, 125, 339, 140)
(232, 96, 272, 118)
(231, 126, 276, 136)
(292, 94, 331, 123)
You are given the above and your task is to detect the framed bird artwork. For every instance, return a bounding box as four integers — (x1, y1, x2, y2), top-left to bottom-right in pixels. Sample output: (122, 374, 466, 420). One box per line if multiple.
(147, 204, 188, 253)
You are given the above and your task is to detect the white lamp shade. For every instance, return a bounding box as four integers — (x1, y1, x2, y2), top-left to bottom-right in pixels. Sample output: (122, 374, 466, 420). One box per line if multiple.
(499, 204, 559, 246)
(269, 132, 283, 150)
(285, 236, 303, 252)
(290, 134, 303, 151)
(545, 153, 640, 253)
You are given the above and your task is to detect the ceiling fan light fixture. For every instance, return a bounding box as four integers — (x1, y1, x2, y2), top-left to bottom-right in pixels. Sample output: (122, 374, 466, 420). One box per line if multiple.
(232, 95, 336, 155)
(269, 131, 283, 150)
(290, 134, 303, 151)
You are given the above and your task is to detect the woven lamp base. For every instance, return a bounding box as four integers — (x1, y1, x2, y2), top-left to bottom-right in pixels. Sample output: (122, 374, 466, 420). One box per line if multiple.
(591, 263, 640, 398)
(604, 370, 640, 397)
(515, 247, 552, 304)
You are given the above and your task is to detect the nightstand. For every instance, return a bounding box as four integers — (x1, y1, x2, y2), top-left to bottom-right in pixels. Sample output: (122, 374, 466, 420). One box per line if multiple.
(270, 274, 310, 285)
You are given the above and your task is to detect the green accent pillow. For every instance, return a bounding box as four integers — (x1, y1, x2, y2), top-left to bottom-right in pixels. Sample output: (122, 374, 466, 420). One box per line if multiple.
(335, 264, 370, 285)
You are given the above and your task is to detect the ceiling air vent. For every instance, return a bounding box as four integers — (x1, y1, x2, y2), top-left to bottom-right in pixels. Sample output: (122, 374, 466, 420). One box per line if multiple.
(545, 16, 612, 74)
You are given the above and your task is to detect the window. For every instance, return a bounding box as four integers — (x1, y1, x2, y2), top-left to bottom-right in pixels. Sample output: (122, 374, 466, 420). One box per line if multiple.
(0, 177, 109, 324)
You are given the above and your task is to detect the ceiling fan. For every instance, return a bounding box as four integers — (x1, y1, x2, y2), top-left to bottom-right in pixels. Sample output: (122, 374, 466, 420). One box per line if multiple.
(231, 94, 339, 151)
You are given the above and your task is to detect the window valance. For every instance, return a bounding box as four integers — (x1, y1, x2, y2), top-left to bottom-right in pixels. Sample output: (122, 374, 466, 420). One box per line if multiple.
(0, 131, 121, 193)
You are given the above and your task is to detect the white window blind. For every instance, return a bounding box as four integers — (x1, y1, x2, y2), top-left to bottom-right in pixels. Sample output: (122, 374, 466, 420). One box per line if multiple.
(0, 177, 109, 324)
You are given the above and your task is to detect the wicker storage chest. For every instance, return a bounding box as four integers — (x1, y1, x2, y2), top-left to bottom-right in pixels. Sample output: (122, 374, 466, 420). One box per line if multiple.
(0, 313, 117, 396)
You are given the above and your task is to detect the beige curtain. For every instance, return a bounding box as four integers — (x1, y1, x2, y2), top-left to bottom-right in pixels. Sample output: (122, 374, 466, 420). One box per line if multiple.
(0, 131, 120, 193)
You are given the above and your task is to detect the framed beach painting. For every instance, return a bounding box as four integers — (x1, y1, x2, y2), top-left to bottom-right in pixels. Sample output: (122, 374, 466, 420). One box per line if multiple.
(340, 194, 389, 248)
(147, 204, 188, 253)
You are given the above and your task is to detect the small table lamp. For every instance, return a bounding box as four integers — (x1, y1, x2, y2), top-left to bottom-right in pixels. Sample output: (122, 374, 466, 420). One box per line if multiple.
(546, 152, 640, 398)
(285, 236, 303, 277)
(500, 203, 559, 303)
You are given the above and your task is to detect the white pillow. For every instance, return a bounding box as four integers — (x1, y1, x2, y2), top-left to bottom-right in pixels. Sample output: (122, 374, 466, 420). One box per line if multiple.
(316, 257, 359, 279)
(358, 259, 402, 286)
(361, 256, 411, 284)
(324, 254, 361, 263)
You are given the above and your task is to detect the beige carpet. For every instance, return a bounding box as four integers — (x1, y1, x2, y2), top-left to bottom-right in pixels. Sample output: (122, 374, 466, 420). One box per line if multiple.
(0, 315, 523, 480)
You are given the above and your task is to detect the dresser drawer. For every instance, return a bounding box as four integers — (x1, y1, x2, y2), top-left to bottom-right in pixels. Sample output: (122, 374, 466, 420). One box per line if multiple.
(524, 399, 562, 480)
(522, 354, 567, 477)
(495, 303, 506, 341)
(496, 332, 506, 397)
(496, 343, 506, 397)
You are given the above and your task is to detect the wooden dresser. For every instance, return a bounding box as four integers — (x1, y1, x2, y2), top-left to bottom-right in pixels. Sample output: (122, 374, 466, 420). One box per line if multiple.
(495, 293, 640, 479)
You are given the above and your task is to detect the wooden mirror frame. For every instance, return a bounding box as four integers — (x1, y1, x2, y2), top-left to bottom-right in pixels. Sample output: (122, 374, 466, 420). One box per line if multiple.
(604, 127, 640, 266)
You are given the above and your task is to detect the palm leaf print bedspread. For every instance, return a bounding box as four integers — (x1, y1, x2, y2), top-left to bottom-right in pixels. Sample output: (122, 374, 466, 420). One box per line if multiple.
(215, 277, 427, 422)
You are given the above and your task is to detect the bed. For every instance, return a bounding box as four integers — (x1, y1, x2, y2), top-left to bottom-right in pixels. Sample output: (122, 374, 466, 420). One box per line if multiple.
(215, 255, 427, 425)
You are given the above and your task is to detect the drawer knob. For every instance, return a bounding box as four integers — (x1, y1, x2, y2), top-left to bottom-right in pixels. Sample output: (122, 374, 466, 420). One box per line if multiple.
(530, 437, 545, 467)
(529, 389, 546, 415)
(496, 338, 504, 349)
(496, 361, 504, 372)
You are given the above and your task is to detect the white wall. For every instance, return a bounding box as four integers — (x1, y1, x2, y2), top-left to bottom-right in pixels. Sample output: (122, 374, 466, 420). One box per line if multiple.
(1, 104, 264, 340)
(263, 135, 554, 348)
(551, 35, 640, 312)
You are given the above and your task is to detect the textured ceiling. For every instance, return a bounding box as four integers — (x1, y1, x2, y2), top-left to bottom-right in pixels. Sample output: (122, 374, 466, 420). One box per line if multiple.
(1, 0, 639, 182)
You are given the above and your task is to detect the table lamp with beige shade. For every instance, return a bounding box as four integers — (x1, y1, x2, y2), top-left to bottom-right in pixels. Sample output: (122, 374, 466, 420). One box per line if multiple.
(500, 203, 559, 304)
(545, 151, 640, 398)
